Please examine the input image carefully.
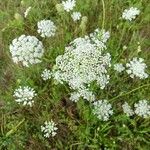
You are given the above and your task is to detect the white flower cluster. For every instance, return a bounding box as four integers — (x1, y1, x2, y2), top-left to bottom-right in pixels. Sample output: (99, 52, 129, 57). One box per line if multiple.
(71, 12, 81, 21)
(37, 20, 57, 38)
(13, 86, 37, 106)
(53, 29, 111, 101)
(41, 69, 52, 81)
(62, 0, 76, 12)
(114, 63, 125, 73)
(122, 102, 134, 116)
(62, 0, 82, 23)
(90, 28, 110, 44)
(10, 35, 44, 67)
(24, 7, 31, 18)
(93, 100, 113, 121)
(122, 100, 150, 118)
(41, 120, 58, 138)
(134, 100, 150, 118)
(126, 57, 148, 79)
(122, 7, 140, 21)
(70, 88, 95, 102)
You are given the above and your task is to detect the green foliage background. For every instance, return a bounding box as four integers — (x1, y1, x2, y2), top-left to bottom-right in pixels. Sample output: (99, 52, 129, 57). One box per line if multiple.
(0, 0, 150, 149)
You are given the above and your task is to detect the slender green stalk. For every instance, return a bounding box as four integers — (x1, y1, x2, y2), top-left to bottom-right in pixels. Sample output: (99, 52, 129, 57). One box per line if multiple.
(6, 118, 25, 137)
(110, 84, 150, 101)
(101, 0, 105, 29)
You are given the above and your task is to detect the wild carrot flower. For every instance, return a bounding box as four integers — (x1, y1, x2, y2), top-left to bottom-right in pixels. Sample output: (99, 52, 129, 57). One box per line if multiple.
(93, 100, 113, 121)
(62, 0, 76, 12)
(134, 100, 150, 118)
(41, 120, 58, 138)
(53, 29, 111, 94)
(70, 88, 95, 102)
(41, 69, 52, 81)
(70, 92, 81, 102)
(90, 28, 110, 45)
(37, 20, 57, 37)
(114, 63, 125, 73)
(13, 86, 37, 106)
(9, 35, 44, 67)
(71, 12, 81, 21)
(122, 102, 134, 116)
(122, 7, 140, 21)
(126, 57, 148, 79)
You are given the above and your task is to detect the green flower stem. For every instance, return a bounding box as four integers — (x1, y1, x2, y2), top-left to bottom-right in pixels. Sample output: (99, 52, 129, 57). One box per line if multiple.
(6, 118, 25, 137)
(101, 0, 105, 29)
(110, 84, 150, 102)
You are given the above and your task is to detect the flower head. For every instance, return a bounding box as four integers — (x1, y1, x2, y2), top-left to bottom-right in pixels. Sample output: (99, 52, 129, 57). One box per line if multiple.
(122, 102, 134, 116)
(114, 63, 125, 73)
(37, 20, 57, 37)
(71, 12, 81, 21)
(126, 57, 148, 79)
(62, 0, 76, 12)
(41, 69, 52, 81)
(9, 35, 44, 67)
(53, 29, 111, 93)
(24, 7, 31, 18)
(93, 100, 113, 121)
(70, 87, 95, 102)
(134, 100, 150, 118)
(70, 91, 80, 102)
(122, 7, 140, 21)
(90, 28, 110, 44)
(13, 86, 37, 106)
(41, 120, 58, 138)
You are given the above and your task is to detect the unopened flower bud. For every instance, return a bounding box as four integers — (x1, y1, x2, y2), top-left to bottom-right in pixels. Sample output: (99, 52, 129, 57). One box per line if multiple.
(14, 13, 23, 21)
(55, 4, 64, 13)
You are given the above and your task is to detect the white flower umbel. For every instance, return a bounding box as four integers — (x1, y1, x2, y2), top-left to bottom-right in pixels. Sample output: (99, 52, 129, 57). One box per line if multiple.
(93, 100, 113, 121)
(62, 0, 76, 12)
(90, 28, 110, 44)
(70, 92, 80, 102)
(122, 7, 140, 21)
(13, 86, 37, 106)
(24, 7, 31, 18)
(70, 88, 95, 102)
(78, 88, 95, 102)
(9, 35, 44, 67)
(134, 100, 150, 118)
(122, 102, 134, 116)
(114, 63, 125, 73)
(54, 29, 111, 93)
(41, 69, 52, 81)
(41, 120, 58, 138)
(37, 20, 57, 38)
(71, 12, 81, 21)
(126, 57, 148, 79)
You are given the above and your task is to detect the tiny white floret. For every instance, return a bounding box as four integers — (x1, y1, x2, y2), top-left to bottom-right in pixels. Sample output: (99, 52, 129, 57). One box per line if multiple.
(10, 35, 44, 67)
(134, 100, 150, 118)
(41, 69, 52, 81)
(37, 20, 57, 38)
(71, 12, 81, 21)
(122, 102, 134, 116)
(13, 86, 37, 106)
(62, 0, 76, 12)
(114, 63, 125, 73)
(41, 120, 58, 138)
(122, 7, 140, 21)
(93, 100, 113, 121)
(126, 57, 148, 79)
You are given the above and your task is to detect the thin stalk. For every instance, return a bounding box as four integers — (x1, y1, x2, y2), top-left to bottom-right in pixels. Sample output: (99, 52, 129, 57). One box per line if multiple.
(110, 84, 150, 102)
(6, 118, 25, 137)
(101, 0, 105, 29)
